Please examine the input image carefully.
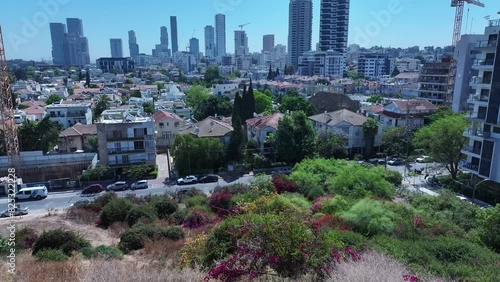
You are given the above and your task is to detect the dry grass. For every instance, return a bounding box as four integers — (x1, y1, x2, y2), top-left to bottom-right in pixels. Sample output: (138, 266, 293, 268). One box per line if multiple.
(7, 251, 81, 282)
(141, 239, 185, 262)
(108, 221, 130, 238)
(327, 252, 439, 282)
(65, 206, 99, 225)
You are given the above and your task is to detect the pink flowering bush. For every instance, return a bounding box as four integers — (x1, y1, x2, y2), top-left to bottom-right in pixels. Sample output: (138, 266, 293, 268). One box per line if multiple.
(271, 173, 298, 194)
(209, 192, 234, 217)
(182, 209, 211, 229)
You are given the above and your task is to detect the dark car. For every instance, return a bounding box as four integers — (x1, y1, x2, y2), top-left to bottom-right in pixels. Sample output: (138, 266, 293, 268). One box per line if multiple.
(81, 184, 103, 195)
(198, 174, 219, 183)
(388, 158, 405, 166)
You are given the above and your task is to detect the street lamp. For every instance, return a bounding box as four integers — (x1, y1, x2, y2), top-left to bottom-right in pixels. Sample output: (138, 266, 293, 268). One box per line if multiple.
(473, 178, 489, 203)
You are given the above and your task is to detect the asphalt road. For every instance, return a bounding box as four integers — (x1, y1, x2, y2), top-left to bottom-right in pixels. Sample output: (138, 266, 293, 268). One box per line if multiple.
(0, 176, 254, 216)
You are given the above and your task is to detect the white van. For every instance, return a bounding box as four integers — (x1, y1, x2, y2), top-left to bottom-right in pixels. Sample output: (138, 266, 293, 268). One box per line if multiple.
(15, 186, 48, 200)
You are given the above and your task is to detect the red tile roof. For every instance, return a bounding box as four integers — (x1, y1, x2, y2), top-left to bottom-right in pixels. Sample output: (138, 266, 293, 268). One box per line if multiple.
(59, 123, 97, 137)
(246, 113, 284, 130)
(153, 110, 184, 122)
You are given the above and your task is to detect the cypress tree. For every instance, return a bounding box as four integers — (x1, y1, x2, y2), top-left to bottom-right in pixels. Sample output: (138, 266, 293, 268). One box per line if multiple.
(85, 69, 90, 87)
(275, 68, 280, 78)
(284, 64, 288, 75)
(232, 92, 242, 125)
(247, 79, 255, 118)
(241, 85, 248, 122)
(267, 64, 273, 80)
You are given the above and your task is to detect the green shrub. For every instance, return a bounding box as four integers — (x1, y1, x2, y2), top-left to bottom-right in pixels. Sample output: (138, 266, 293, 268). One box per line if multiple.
(15, 227, 39, 250)
(169, 209, 188, 225)
(159, 226, 185, 240)
(332, 165, 394, 199)
(81, 245, 123, 260)
(232, 192, 260, 205)
(118, 229, 146, 253)
(0, 236, 9, 256)
(213, 183, 249, 195)
(341, 198, 398, 236)
(126, 205, 157, 227)
(326, 230, 368, 249)
(32, 229, 91, 256)
(92, 191, 117, 210)
(249, 174, 275, 194)
(312, 195, 349, 215)
(118, 224, 185, 253)
(280, 193, 312, 209)
(99, 198, 134, 227)
(185, 195, 209, 208)
(35, 249, 69, 262)
(150, 196, 178, 219)
(307, 187, 325, 200)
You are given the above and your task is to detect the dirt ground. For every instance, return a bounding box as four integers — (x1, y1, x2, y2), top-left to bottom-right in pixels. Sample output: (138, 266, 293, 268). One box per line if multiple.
(0, 210, 119, 247)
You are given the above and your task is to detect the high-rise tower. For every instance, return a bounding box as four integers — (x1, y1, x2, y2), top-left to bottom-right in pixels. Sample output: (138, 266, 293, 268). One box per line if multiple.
(288, 0, 313, 68)
(215, 14, 226, 57)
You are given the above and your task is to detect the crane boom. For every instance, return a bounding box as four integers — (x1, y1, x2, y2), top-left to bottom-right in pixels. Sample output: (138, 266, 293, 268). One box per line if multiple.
(238, 22, 250, 31)
(0, 25, 21, 174)
(451, 0, 485, 46)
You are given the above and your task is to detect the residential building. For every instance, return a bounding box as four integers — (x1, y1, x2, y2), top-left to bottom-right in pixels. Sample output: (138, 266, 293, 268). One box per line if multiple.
(49, 23, 66, 65)
(298, 50, 345, 78)
(319, 0, 349, 56)
(263, 34, 275, 52)
(452, 34, 484, 112)
(205, 25, 216, 58)
(357, 53, 395, 79)
(246, 113, 284, 155)
(461, 19, 500, 183)
(96, 112, 156, 169)
(153, 110, 185, 148)
(96, 57, 135, 73)
(66, 18, 83, 35)
(178, 116, 233, 145)
(394, 72, 420, 84)
(234, 30, 249, 56)
(171, 52, 196, 73)
(395, 57, 422, 72)
(365, 100, 437, 130)
(170, 16, 179, 54)
(417, 60, 454, 105)
(215, 13, 226, 57)
(128, 30, 140, 59)
(153, 26, 171, 60)
(46, 103, 93, 129)
(190, 37, 200, 54)
(308, 109, 382, 155)
(58, 123, 97, 152)
(110, 38, 123, 58)
(49, 18, 90, 66)
(288, 0, 313, 68)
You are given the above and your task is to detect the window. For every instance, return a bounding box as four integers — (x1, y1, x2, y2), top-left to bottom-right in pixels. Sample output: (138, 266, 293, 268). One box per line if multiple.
(162, 131, 171, 139)
(114, 142, 121, 152)
(145, 140, 154, 148)
(112, 130, 122, 138)
(148, 153, 155, 160)
(134, 141, 144, 150)
(166, 122, 170, 126)
(133, 128, 144, 138)
(174, 122, 179, 127)
(493, 127, 500, 134)
(122, 155, 129, 164)
(159, 122, 164, 128)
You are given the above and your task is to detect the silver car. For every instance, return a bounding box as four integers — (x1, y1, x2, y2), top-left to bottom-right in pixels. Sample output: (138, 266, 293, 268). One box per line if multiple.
(131, 180, 148, 190)
(106, 181, 129, 191)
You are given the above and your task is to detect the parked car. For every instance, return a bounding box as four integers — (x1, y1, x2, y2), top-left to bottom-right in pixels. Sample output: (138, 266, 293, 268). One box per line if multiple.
(81, 184, 103, 195)
(131, 180, 149, 190)
(388, 158, 405, 166)
(106, 181, 129, 191)
(177, 175, 197, 185)
(416, 155, 430, 163)
(14, 186, 48, 201)
(198, 174, 219, 183)
(0, 205, 29, 217)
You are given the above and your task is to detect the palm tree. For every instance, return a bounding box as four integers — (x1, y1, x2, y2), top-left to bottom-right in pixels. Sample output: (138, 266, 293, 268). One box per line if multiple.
(94, 94, 112, 119)
(362, 118, 379, 159)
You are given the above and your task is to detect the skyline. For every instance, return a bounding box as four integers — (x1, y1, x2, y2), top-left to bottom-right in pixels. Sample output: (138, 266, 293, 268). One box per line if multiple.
(2, 0, 499, 61)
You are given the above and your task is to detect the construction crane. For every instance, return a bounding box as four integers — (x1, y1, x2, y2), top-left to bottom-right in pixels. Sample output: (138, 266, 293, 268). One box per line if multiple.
(451, 0, 485, 46)
(0, 25, 21, 175)
(238, 22, 250, 31)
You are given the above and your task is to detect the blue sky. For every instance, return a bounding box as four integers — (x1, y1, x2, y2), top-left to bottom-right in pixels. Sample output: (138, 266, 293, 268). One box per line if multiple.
(1, 0, 499, 61)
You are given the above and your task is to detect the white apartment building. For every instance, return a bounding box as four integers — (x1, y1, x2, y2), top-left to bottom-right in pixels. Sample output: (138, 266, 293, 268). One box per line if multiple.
(46, 103, 92, 129)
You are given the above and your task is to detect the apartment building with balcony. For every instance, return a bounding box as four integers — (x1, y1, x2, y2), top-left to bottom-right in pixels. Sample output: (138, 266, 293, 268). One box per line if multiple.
(461, 19, 500, 183)
(96, 110, 156, 169)
(417, 60, 454, 105)
(46, 103, 92, 129)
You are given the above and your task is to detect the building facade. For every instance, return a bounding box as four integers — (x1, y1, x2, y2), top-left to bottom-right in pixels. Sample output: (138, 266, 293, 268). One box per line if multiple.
(58, 123, 97, 152)
(46, 103, 93, 129)
(215, 14, 226, 57)
(50, 18, 90, 66)
(263, 34, 275, 52)
(357, 53, 395, 79)
(96, 57, 135, 74)
(298, 50, 345, 78)
(417, 60, 453, 105)
(110, 38, 123, 58)
(170, 16, 179, 54)
(190, 37, 200, 54)
(153, 110, 185, 148)
(128, 30, 140, 59)
(461, 19, 500, 183)
(246, 113, 283, 155)
(205, 25, 215, 58)
(234, 30, 249, 56)
(49, 23, 66, 65)
(319, 0, 349, 55)
(288, 0, 313, 68)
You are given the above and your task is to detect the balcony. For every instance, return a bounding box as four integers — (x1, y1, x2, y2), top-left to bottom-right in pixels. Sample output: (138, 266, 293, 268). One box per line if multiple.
(475, 40, 497, 48)
(462, 145, 481, 155)
(108, 148, 145, 154)
(470, 76, 492, 85)
(464, 128, 490, 138)
(488, 19, 500, 27)
(472, 59, 494, 70)
(467, 94, 489, 103)
(459, 160, 479, 173)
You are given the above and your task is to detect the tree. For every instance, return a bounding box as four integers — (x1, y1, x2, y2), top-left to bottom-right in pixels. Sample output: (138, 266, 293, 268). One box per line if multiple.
(267, 65, 273, 80)
(45, 94, 62, 105)
(173, 134, 224, 175)
(88, 136, 98, 152)
(155, 82, 164, 90)
(143, 102, 154, 114)
(185, 85, 210, 108)
(428, 105, 454, 123)
(276, 111, 317, 164)
(225, 118, 245, 163)
(131, 90, 141, 98)
(94, 94, 112, 119)
(316, 131, 348, 159)
(204, 65, 220, 84)
(193, 95, 232, 121)
(279, 96, 316, 116)
(85, 69, 90, 87)
(275, 68, 280, 78)
(124, 164, 152, 180)
(18, 116, 62, 153)
(366, 95, 383, 104)
(362, 118, 379, 158)
(254, 90, 272, 114)
(413, 114, 468, 179)
(381, 127, 408, 156)
(247, 80, 256, 118)
(232, 92, 242, 125)
(391, 66, 400, 77)
(284, 64, 288, 75)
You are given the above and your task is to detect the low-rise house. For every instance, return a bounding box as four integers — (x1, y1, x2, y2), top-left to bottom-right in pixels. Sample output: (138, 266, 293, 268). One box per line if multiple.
(178, 116, 233, 145)
(22, 105, 46, 122)
(46, 102, 93, 129)
(308, 109, 382, 155)
(246, 113, 284, 155)
(58, 123, 97, 152)
(370, 100, 437, 129)
(153, 110, 186, 149)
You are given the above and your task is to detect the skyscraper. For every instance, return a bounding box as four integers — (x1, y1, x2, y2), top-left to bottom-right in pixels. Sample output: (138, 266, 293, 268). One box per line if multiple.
(204, 25, 215, 58)
(50, 18, 89, 66)
(319, 0, 349, 54)
(110, 38, 123, 58)
(262, 34, 275, 53)
(288, 0, 313, 68)
(170, 16, 178, 53)
(49, 23, 66, 65)
(189, 37, 199, 54)
(215, 14, 226, 57)
(128, 30, 139, 59)
(160, 26, 169, 46)
(234, 30, 248, 56)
